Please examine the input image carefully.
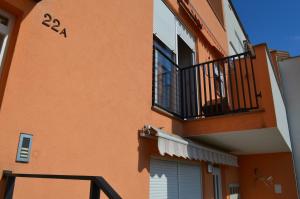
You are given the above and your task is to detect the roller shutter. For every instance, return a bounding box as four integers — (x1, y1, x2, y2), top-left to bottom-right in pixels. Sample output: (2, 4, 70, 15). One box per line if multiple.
(150, 158, 202, 199)
(153, 0, 176, 51)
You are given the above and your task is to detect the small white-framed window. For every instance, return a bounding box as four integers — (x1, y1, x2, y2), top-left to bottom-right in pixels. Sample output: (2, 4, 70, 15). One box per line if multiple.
(229, 184, 240, 199)
(0, 8, 14, 71)
(213, 167, 223, 199)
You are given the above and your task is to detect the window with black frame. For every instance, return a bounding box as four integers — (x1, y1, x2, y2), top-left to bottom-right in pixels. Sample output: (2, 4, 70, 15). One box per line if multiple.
(0, 9, 14, 71)
(153, 36, 181, 116)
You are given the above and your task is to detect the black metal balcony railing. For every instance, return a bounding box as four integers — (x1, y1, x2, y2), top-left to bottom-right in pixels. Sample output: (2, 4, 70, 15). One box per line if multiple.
(152, 46, 260, 120)
(1, 170, 122, 199)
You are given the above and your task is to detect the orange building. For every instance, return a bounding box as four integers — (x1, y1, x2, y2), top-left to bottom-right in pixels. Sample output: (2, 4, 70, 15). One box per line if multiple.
(0, 0, 298, 199)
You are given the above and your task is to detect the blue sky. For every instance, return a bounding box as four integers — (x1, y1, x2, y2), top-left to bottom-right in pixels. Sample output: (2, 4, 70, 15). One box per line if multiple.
(232, 0, 300, 56)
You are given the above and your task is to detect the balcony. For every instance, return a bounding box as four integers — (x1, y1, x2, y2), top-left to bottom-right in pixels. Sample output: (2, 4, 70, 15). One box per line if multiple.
(152, 44, 291, 155)
(152, 45, 260, 120)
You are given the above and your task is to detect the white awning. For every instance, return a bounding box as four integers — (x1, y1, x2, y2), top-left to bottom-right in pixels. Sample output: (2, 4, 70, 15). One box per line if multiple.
(140, 125, 238, 167)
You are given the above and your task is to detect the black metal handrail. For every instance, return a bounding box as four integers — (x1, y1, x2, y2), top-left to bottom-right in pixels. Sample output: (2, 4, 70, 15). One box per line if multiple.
(152, 45, 260, 120)
(181, 51, 251, 70)
(1, 170, 122, 199)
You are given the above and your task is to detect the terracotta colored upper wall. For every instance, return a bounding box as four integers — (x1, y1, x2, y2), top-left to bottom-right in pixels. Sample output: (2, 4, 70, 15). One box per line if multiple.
(207, 0, 225, 27)
(192, 0, 228, 56)
(164, 0, 228, 61)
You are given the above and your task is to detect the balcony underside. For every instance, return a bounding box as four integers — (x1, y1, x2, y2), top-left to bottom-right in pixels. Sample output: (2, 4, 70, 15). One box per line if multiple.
(188, 127, 291, 155)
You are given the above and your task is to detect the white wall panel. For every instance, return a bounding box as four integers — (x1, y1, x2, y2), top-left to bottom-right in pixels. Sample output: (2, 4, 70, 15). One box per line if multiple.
(279, 56, 300, 196)
(265, 51, 291, 150)
(223, 0, 247, 55)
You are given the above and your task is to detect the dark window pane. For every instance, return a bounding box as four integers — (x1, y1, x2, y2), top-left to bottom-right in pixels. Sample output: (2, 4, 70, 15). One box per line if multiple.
(22, 138, 31, 148)
(0, 34, 5, 53)
(0, 14, 9, 26)
(153, 36, 181, 115)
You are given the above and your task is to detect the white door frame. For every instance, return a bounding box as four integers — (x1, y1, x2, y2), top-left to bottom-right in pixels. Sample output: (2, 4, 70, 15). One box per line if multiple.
(213, 167, 223, 199)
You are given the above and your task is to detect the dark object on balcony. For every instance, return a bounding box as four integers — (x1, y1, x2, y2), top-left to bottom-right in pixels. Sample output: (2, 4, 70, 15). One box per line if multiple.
(202, 97, 230, 116)
(1, 170, 122, 199)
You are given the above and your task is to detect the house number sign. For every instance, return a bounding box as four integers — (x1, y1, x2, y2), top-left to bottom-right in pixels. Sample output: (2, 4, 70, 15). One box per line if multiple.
(42, 13, 67, 38)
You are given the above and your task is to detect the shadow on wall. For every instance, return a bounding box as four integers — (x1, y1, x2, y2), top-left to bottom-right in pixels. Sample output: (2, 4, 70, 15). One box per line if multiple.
(138, 130, 157, 173)
(137, 116, 185, 173)
(137, 113, 183, 173)
(0, 0, 39, 110)
(136, 122, 185, 198)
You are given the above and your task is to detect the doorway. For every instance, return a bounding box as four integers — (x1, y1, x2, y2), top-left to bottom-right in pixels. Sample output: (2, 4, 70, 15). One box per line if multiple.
(177, 35, 198, 118)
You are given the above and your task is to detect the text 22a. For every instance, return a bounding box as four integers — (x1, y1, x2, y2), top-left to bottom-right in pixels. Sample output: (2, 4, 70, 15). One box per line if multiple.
(42, 13, 67, 38)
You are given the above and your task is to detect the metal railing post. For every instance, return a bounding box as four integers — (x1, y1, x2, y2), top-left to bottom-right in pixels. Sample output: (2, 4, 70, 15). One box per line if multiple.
(3, 171, 15, 199)
(95, 177, 121, 199)
(89, 180, 100, 199)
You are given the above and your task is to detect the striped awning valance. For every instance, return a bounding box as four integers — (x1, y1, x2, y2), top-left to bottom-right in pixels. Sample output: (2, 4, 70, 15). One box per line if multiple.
(140, 125, 238, 167)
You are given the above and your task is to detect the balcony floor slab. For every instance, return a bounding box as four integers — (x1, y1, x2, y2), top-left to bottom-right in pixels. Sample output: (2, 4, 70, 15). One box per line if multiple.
(188, 127, 290, 155)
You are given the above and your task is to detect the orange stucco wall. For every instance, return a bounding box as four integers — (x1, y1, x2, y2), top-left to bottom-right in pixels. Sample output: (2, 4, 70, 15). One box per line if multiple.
(239, 153, 298, 199)
(0, 0, 231, 198)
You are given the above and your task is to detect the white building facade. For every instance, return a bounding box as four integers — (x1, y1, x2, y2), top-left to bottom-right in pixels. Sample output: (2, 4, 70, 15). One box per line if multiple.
(223, 0, 248, 55)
